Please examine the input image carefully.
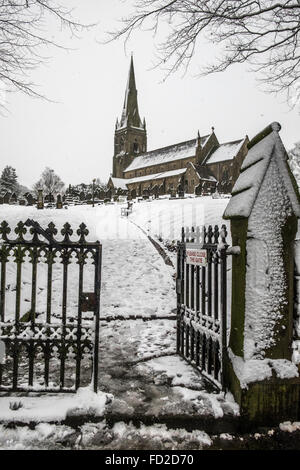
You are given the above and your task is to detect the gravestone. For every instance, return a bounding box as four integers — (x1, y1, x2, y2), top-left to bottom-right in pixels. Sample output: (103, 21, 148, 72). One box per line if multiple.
(25, 193, 35, 206)
(195, 182, 202, 196)
(0, 339, 5, 364)
(150, 185, 158, 199)
(37, 189, 44, 210)
(177, 183, 184, 198)
(142, 189, 149, 200)
(223, 122, 300, 425)
(158, 183, 165, 196)
(3, 192, 11, 204)
(10, 192, 18, 204)
(169, 187, 176, 198)
(106, 189, 112, 201)
(56, 194, 63, 209)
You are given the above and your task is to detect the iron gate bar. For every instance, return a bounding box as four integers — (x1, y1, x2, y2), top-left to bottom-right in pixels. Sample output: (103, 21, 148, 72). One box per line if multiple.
(0, 219, 102, 393)
(93, 243, 102, 393)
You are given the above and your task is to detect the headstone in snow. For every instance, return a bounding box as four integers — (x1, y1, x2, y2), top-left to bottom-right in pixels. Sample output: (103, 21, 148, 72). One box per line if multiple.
(56, 193, 63, 209)
(37, 189, 44, 210)
(0, 340, 5, 364)
(195, 182, 202, 196)
(223, 122, 300, 425)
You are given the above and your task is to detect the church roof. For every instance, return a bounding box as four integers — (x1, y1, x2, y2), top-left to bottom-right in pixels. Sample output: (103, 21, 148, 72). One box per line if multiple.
(118, 56, 143, 129)
(204, 139, 245, 165)
(191, 163, 217, 182)
(124, 136, 208, 173)
(127, 168, 187, 185)
(109, 177, 128, 190)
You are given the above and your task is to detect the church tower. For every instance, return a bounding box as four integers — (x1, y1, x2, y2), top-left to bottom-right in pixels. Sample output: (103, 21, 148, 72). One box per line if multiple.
(113, 56, 147, 178)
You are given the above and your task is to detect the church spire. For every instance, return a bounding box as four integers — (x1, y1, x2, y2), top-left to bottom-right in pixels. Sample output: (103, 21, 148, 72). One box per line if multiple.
(119, 56, 142, 128)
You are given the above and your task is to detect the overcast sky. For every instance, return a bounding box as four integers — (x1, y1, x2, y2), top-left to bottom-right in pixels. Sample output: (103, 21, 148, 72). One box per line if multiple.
(0, 0, 299, 189)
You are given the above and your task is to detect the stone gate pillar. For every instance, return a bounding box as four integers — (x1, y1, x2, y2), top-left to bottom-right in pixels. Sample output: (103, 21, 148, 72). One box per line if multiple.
(223, 122, 300, 425)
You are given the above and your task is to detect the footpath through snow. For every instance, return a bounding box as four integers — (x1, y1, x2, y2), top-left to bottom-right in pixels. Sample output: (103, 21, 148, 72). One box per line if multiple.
(90, 207, 176, 319)
(0, 200, 240, 449)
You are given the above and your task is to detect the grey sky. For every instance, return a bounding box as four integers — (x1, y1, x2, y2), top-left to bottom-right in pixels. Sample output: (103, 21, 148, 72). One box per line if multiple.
(0, 0, 299, 189)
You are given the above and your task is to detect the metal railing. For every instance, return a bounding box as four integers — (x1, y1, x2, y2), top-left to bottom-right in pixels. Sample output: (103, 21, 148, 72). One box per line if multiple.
(0, 219, 101, 393)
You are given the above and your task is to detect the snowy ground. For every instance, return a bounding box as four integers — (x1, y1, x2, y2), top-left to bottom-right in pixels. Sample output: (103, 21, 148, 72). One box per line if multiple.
(0, 198, 241, 450)
(1, 198, 300, 449)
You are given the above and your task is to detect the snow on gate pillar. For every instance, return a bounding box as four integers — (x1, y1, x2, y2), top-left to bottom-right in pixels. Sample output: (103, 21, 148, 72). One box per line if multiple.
(223, 122, 300, 425)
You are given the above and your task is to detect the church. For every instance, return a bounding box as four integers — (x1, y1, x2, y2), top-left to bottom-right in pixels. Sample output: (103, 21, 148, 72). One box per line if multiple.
(108, 57, 249, 197)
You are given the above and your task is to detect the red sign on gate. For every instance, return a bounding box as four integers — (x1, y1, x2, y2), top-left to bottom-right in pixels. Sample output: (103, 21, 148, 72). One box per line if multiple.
(186, 243, 207, 267)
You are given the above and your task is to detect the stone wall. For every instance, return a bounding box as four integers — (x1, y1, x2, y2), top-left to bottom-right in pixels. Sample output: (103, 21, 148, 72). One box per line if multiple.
(113, 127, 147, 178)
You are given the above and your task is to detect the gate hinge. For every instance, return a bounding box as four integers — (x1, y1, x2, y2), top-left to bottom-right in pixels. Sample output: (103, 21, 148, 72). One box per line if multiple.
(226, 246, 241, 256)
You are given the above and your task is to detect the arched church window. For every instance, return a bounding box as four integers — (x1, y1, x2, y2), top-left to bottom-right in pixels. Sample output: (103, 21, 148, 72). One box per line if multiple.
(120, 137, 124, 150)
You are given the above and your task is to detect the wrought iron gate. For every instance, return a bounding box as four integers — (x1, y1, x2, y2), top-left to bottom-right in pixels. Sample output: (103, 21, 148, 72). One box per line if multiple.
(176, 225, 228, 389)
(0, 219, 101, 393)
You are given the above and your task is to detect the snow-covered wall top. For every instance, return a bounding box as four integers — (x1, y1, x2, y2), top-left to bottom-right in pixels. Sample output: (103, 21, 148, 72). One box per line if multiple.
(224, 122, 300, 220)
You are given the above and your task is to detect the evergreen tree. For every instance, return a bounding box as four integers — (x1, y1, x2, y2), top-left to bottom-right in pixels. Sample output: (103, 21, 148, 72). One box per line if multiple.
(0, 166, 18, 193)
(288, 142, 300, 188)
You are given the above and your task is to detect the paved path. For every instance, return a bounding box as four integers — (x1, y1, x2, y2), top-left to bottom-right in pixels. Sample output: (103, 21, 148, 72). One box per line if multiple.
(100, 238, 176, 319)
(84, 208, 237, 427)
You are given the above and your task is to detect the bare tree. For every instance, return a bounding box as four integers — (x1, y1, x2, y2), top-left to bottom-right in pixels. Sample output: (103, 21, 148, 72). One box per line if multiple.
(0, 1, 92, 103)
(110, 0, 300, 103)
(33, 166, 64, 200)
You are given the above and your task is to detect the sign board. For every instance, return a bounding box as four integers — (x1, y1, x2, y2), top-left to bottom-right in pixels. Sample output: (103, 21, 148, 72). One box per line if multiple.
(186, 243, 207, 267)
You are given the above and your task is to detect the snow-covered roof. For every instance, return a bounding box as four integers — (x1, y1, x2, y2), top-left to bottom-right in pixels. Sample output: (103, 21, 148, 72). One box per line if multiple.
(124, 136, 209, 173)
(109, 177, 128, 190)
(205, 139, 245, 165)
(201, 176, 217, 182)
(127, 168, 187, 185)
(187, 162, 217, 183)
(224, 123, 300, 219)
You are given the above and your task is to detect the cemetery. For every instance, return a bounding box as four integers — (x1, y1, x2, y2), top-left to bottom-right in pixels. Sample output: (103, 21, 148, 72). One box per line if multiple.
(0, 122, 299, 449)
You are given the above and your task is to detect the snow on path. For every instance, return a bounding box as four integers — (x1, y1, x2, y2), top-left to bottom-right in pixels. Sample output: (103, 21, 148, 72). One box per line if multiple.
(0, 199, 233, 321)
(98, 238, 175, 318)
(80, 204, 176, 319)
(0, 204, 176, 319)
